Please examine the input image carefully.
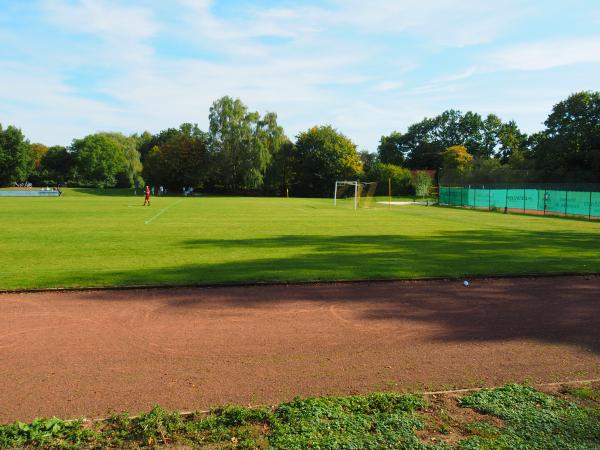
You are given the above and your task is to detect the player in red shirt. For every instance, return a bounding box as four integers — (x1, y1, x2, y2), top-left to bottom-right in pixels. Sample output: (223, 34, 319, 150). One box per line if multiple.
(143, 185, 151, 206)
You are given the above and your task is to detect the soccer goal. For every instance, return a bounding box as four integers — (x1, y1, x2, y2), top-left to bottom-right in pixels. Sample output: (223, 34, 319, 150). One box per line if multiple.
(334, 181, 378, 209)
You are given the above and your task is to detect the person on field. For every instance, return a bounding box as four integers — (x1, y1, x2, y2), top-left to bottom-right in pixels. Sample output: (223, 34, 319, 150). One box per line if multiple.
(143, 185, 151, 206)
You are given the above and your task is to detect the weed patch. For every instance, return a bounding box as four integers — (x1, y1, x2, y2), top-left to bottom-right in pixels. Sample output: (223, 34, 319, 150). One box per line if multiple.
(458, 384, 600, 449)
(1, 385, 599, 449)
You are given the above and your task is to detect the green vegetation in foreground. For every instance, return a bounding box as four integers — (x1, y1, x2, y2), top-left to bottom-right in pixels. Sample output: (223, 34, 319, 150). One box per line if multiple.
(1, 384, 599, 449)
(1, 189, 599, 290)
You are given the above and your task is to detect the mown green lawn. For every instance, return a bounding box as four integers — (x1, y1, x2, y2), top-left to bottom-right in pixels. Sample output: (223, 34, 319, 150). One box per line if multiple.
(1, 188, 599, 290)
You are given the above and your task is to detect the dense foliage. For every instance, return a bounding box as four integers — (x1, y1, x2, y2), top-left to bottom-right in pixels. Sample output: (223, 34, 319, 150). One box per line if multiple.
(366, 162, 413, 195)
(530, 91, 600, 181)
(2, 91, 599, 193)
(143, 123, 209, 190)
(70, 133, 143, 188)
(377, 91, 599, 185)
(293, 125, 363, 197)
(0, 124, 34, 186)
(209, 96, 276, 192)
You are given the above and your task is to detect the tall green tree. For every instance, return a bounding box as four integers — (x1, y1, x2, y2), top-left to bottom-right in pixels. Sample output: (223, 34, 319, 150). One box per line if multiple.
(377, 131, 406, 166)
(358, 150, 377, 175)
(209, 96, 280, 192)
(496, 120, 528, 166)
(401, 117, 444, 169)
(137, 128, 192, 166)
(39, 146, 74, 185)
(406, 142, 444, 170)
(391, 110, 528, 169)
(71, 133, 129, 188)
(0, 124, 34, 186)
(253, 111, 286, 192)
(97, 133, 144, 188)
(264, 138, 295, 196)
(532, 91, 600, 181)
(143, 123, 210, 189)
(293, 125, 363, 197)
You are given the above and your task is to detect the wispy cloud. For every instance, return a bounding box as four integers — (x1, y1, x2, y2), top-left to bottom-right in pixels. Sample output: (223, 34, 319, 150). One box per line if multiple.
(487, 37, 600, 71)
(41, 0, 157, 39)
(40, 0, 158, 63)
(329, 0, 530, 47)
(371, 81, 404, 92)
(0, 61, 120, 143)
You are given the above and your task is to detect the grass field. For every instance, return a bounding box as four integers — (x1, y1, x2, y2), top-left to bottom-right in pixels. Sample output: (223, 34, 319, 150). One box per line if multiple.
(1, 188, 599, 290)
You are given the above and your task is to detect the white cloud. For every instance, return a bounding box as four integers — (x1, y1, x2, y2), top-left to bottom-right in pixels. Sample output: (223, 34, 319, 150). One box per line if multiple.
(41, 0, 157, 39)
(487, 37, 600, 71)
(0, 62, 120, 144)
(329, 0, 529, 47)
(371, 81, 404, 92)
(409, 67, 480, 95)
(40, 0, 158, 64)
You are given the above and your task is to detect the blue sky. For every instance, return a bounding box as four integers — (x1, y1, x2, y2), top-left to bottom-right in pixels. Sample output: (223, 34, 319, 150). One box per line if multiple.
(1, 0, 600, 150)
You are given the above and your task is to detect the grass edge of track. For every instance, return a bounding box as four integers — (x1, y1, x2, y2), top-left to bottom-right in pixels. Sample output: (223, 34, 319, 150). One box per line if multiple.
(1, 271, 598, 295)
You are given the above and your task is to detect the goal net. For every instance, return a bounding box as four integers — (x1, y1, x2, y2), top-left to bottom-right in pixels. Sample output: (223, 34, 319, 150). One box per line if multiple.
(334, 181, 378, 209)
(358, 182, 378, 208)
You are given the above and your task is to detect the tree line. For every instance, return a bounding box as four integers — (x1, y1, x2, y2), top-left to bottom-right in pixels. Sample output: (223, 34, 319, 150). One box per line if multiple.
(1, 91, 599, 196)
(376, 91, 600, 186)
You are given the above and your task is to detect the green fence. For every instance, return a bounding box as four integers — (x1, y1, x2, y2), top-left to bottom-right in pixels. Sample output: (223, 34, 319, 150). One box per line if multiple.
(439, 186, 600, 219)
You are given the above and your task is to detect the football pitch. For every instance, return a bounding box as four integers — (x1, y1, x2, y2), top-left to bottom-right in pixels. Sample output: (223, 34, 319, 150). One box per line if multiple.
(1, 188, 599, 290)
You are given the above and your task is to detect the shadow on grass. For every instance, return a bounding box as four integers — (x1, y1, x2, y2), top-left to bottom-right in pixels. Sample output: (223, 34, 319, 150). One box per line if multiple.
(46, 228, 600, 288)
(40, 229, 600, 353)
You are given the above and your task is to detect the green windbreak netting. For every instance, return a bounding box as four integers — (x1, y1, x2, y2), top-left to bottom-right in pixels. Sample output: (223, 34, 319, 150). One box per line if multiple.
(439, 187, 464, 206)
(439, 187, 600, 218)
(489, 189, 506, 209)
(505, 189, 539, 211)
(567, 191, 595, 216)
(545, 190, 567, 214)
(593, 192, 600, 217)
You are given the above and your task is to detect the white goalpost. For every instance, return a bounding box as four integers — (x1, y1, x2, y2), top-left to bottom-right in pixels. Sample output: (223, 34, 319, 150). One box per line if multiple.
(334, 181, 378, 209)
(334, 181, 358, 209)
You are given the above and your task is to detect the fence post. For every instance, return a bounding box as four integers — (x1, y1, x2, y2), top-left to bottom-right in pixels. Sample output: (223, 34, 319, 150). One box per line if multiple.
(523, 187, 526, 213)
(589, 191, 593, 220)
(488, 188, 491, 210)
(543, 189, 546, 215)
(461, 187, 463, 208)
(565, 190, 568, 216)
(505, 188, 508, 213)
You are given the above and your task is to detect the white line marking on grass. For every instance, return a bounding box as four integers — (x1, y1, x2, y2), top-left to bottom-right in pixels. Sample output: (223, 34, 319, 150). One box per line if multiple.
(144, 199, 183, 225)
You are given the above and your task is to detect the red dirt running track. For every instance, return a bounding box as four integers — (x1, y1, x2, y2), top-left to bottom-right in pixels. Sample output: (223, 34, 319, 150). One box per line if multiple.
(1, 276, 599, 422)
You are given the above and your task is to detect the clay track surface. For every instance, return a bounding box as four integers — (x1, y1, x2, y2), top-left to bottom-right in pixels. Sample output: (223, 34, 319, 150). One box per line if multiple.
(1, 276, 599, 422)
